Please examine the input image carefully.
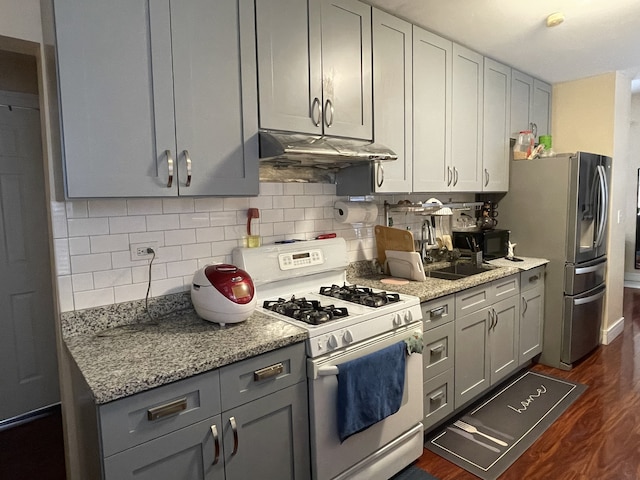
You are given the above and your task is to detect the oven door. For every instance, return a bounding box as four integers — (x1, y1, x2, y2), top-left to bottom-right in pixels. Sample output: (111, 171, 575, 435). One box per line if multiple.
(307, 323, 424, 480)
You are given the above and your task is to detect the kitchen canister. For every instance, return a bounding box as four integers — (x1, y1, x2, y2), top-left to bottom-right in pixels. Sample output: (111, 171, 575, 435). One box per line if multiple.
(513, 131, 534, 160)
(333, 201, 378, 224)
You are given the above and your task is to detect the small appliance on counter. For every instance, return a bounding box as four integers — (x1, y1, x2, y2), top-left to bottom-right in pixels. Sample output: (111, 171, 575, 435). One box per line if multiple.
(191, 264, 256, 325)
(452, 229, 510, 260)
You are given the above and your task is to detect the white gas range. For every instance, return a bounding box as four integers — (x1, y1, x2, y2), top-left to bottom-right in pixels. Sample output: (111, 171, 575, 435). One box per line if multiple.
(233, 238, 424, 480)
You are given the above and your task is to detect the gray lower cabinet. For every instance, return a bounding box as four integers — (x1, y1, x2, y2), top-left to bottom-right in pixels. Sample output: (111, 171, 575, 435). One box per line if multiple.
(52, 0, 258, 197)
(489, 295, 520, 385)
(98, 344, 309, 480)
(519, 266, 545, 364)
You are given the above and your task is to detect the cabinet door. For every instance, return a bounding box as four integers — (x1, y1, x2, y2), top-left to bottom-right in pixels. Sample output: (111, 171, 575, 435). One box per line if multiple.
(255, 0, 323, 134)
(489, 296, 520, 385)
(510, 69, 533, 138)
(482, 59, 511, 192)
(532, 79, 552, 139)
(451, 44, 483, 192)
(412, 27, 452, 192)
(455, 308, 490, 409)
(320, 0, 373, 139)
(171, 0, 258, 196)
(520, 286, 544, 363)
(222, 382, 310, 480)
(372, 9, 412, 193)
(54, 0, 177, 197)
(104, 416, 225, 480)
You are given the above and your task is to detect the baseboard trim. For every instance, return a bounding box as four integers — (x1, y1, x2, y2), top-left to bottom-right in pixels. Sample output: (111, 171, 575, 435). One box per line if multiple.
(602, 317, 624, 345)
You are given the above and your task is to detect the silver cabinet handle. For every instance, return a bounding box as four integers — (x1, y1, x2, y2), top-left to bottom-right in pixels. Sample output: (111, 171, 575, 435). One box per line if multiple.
(183, 150, 192, 187)
(229, 416, 239, 456)
(430, 344, 445, 355)
(311, 97, 322, 127)
(253, 362, 284, 381)
(529, 122, 537, 138)
(430, 390, 445, 402)
(493, 308, 498, 330)
(376, 162, 384, 187)
(430, 306, 445, 319)
(210, 424, 220, 465)
(453, 167, 459, 186)
(166, 150, 174, 188)
(522, 297, 528, 316)
(147, 397, 187, 421)
(447, 166, 452, 186)
(484, 168, 489, 187)
(324, 99, 334, 127)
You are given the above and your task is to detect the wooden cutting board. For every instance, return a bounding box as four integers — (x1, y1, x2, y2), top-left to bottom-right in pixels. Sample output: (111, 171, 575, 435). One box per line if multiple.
(374, 225, 415, 266)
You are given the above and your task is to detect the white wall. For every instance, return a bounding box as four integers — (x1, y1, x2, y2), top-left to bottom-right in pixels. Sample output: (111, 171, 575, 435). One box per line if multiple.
(625, 93, 640, 279)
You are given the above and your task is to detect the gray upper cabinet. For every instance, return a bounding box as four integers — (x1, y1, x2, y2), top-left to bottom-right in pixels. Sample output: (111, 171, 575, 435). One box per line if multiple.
(256, 0, 372, 140)
(54, 0, 258, 198)
(412, 27, 452, 192)
(482, 58, 511, 192)
(451, 44, 484, 192)
(371, 9, 412, 192)
(510, 69, 552, 142)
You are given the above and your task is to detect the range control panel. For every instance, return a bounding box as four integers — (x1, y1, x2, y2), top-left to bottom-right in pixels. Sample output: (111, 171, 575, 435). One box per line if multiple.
(278, 249, 324, 270)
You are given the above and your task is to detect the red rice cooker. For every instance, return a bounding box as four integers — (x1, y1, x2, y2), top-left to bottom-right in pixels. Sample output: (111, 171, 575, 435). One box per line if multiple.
(191, 264, 256, 326)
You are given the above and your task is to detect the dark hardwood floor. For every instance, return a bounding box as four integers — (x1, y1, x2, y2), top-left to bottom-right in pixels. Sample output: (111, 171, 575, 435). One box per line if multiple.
(416, 287, 640, 480)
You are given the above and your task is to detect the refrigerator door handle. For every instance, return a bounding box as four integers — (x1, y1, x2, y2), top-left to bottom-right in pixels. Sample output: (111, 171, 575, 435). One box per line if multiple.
(595, 165, 608, 248)
(575, 264, 604, 275)
(574, 287, 606, 306)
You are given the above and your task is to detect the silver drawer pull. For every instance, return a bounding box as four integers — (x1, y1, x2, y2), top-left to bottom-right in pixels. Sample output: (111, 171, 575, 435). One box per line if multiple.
(229, 416, 239, 455)
(184, 150, 192, 187)
(529, 275, 538, 283)
(210, 424, 220, 465)
(429, 306, 445, 318)
(254, 362, 284, 381)
(430, 390, 445, 402)
(147, 397, 187, 421)
(166, 150, 173, 188)
(430, 344, 445, 355)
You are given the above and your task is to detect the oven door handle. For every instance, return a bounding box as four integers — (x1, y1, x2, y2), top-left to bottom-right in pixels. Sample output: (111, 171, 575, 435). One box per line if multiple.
(317, 365, 339, 377)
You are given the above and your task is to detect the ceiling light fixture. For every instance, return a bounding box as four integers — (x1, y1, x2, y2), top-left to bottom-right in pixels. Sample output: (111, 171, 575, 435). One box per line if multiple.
(546, 12, 565, 27)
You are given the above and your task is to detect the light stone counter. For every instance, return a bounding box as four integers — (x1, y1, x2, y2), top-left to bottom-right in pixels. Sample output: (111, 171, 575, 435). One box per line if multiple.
(486, 256, 549, 271)
(62, 294, 307, 404)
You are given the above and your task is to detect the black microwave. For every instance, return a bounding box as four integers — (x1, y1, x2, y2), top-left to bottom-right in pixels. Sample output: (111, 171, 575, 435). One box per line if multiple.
(452, 229, 510, 260)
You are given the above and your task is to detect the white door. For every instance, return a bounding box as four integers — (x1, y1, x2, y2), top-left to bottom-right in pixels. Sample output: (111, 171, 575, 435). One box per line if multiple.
(0, 92, 59, 422)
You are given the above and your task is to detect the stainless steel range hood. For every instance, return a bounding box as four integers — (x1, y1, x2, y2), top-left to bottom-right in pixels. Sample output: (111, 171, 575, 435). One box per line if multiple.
(259, 130, 397, 169)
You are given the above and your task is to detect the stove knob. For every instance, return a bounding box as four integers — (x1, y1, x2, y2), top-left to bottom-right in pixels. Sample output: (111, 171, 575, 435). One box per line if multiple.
(328, 334, 339, 349)
(343, 330, 354, 344)
(404, 310, 413, 323)
(393, 313, 402, 326)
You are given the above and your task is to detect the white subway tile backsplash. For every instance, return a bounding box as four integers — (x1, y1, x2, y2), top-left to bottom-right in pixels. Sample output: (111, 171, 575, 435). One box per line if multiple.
(50, 201, 68, 238)
(114, 283, 150, 304)
(147, 214, 180, 231)
(249, 196, 273, 209)
(261, 208, 284, 223)
(323, 184, 337, 195)
(314, 195, 334, 207)
(57, 276, 74, 312)
(54, 238, 71, 275)
(68, 237, 90, 256)
(259, 183, 283, 196)
(151, 277, 186, 297)
(294, 220, 315, 233)
(71, 253, 112, 274)
(163, 198, 195, 214)
(111, 250, 150, 269)
(66, 200, 88, 219)
(224, 224, 246, 240)
(156, 245, 182, 263)
(314, 218, 334, 232)
(93, 268, 133, 289)
(283, 184, 304, 195)
(109, 216, 146, 234)
(196, 227, 225, 243)
(71, 273, 94, 292)
(210, 211, 239, 226)
(304, 207, 324, 220)
(303, 184, 324, 195)
(182, 243, 211, 260)
(194, 197, 224, 212)
(129, 231, 165, 246)
(211, 240, 239, 257)
(132, 263, 167, 283)
(74, 287, 115, 310)
(294, 195, 315, 208)
(165, 229, 196, 246)
(273, 195, 293, 209)
(90, 234, 130, 253)
(88, 199, 127, 217)
(223, 197, 249, 211)
(273, 221, 295, 235)
(166, 259, 198, 278)
(179, 213, 210, 229)
(68, 217, 110, 237)
(127, 198, 163, 215)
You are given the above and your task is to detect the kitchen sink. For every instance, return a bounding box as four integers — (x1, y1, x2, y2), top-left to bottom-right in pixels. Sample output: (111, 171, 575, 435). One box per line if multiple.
(427, 263, 495, 280)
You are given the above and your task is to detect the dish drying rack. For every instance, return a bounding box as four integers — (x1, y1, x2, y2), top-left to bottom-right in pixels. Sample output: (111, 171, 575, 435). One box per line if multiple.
(383, 200, 484, 227)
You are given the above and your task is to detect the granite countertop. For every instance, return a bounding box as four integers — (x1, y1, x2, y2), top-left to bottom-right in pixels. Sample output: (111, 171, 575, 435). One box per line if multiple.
(346, 257, 547, 303)
(486, 256, 549, 270)
(63, 294, 307, 405)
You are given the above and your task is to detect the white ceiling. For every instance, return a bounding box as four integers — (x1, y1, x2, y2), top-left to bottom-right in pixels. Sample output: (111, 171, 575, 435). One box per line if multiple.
(366, 0, 640, 89)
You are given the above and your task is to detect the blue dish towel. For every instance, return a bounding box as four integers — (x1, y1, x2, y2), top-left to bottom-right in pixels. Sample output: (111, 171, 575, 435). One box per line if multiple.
(337, 341, 406, 442)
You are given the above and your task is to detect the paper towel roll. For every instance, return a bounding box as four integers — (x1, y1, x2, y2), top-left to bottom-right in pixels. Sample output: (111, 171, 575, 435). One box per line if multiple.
(333, 201, 378, 224)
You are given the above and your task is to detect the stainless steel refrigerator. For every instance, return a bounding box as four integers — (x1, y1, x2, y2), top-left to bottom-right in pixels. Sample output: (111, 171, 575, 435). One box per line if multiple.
(499, 151, 611, 369)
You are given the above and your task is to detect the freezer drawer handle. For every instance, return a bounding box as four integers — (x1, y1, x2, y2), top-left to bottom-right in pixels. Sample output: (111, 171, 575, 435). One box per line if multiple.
(253, 362, 284, 382)
(147, 397, 187, 421)
(574, 264, 602, 275)
(574, 288, 606, 306)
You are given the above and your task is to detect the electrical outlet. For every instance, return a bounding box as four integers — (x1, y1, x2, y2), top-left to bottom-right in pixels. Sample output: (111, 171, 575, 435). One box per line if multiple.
(130, 242, 159, 261)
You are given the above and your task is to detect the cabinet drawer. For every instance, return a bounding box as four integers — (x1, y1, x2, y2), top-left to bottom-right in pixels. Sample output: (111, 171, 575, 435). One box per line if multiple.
(99, 369, 221, 457)
(492, 274, 519, 300)
(455, 283, 492, 318)
(521, 266, 545, 293)
(423, 322, 455, 380)
(220, 343, 306, 411)
(422, 295, 454, 331)
(423, 369, 454, 431)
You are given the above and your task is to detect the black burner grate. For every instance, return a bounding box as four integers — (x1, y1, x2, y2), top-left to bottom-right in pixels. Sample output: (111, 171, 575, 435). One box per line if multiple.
(318, 284, 400, 308)
(262, 296, 349, 325)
